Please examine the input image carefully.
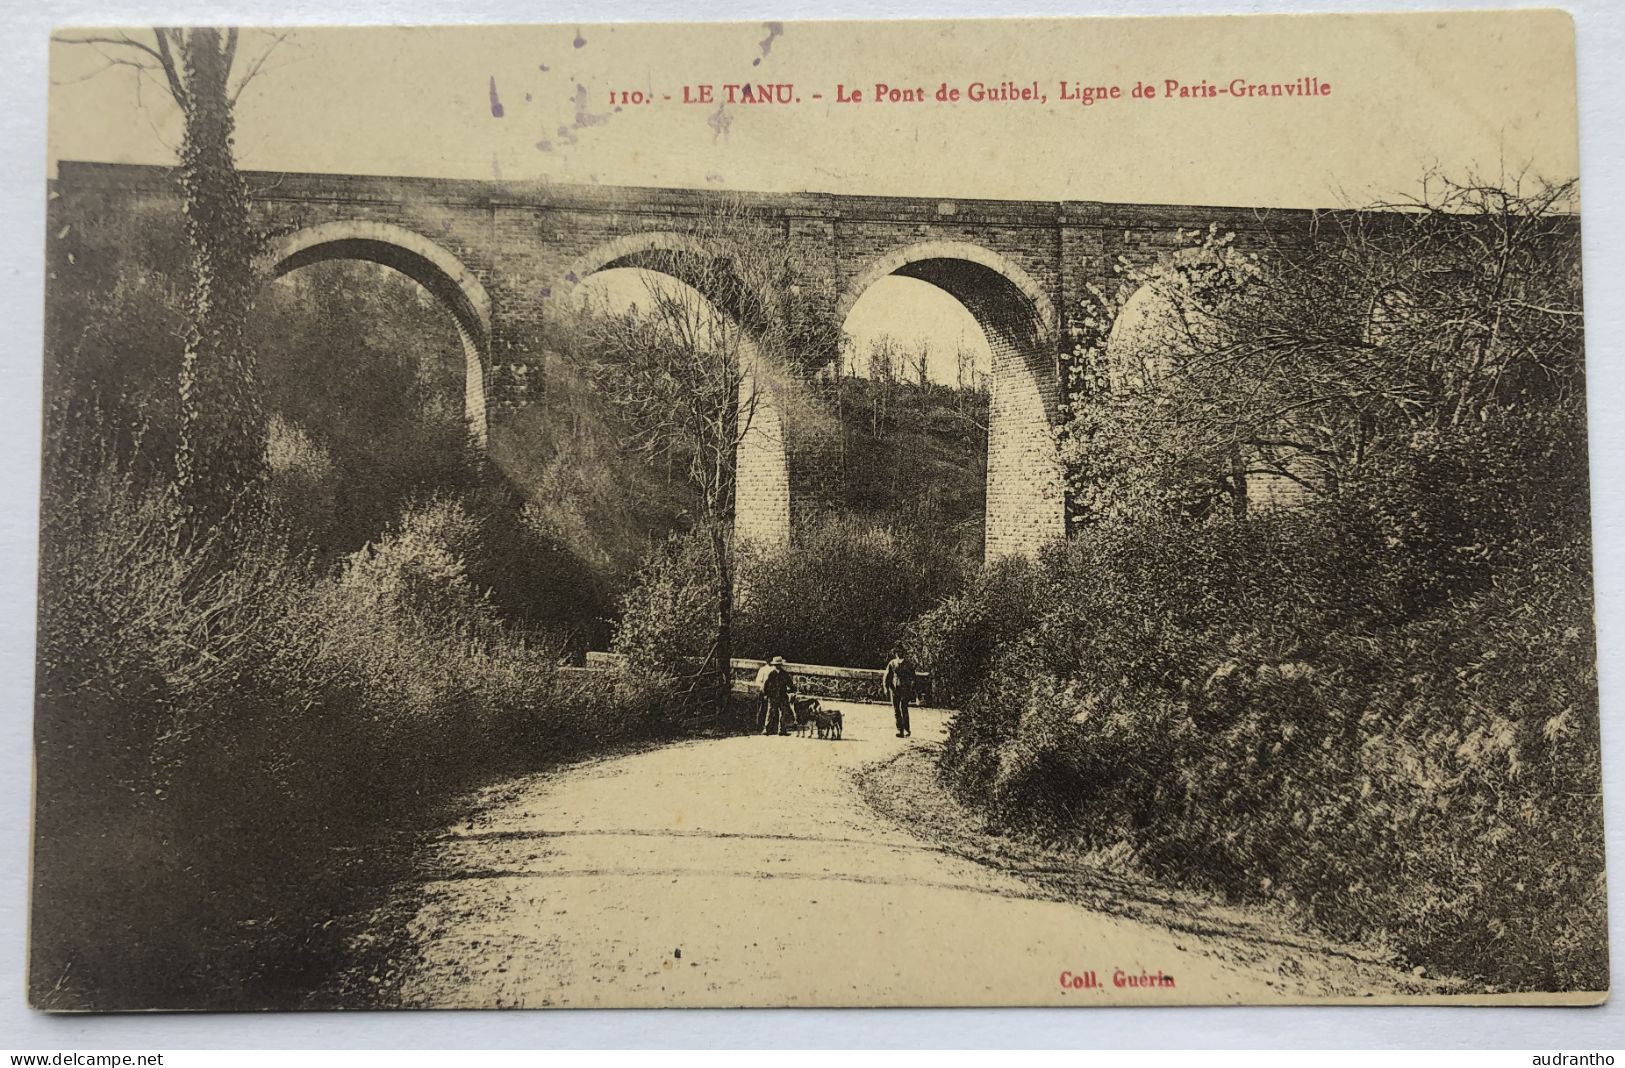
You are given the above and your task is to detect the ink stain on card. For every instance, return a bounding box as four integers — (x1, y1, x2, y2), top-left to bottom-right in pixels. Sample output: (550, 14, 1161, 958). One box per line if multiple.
(708, 103, 732, 141)
(573, 84, 610, 129)
(753, 22, 784, 66)
(488, 76, 504, 118)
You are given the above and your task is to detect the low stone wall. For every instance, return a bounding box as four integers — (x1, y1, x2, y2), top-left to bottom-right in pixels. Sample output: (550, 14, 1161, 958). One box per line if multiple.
(582, 651, 932, 703)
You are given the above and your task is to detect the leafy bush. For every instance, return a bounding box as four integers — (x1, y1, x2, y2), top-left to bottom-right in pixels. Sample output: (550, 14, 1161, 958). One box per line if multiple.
(944, 182, 1605, 992)
(31, 460, 672, 1009)
(32, 187, 671, 1011)
(937, 509, 1606, 991)
(611, 529, 721, 680)
(735, 514, 970, 668)
(905, 554, 1043, 705)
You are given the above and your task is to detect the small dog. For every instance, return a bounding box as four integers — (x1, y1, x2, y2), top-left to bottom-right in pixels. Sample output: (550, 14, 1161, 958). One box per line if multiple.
(791, 696, 821, 731)
(789, 697, 843, 740)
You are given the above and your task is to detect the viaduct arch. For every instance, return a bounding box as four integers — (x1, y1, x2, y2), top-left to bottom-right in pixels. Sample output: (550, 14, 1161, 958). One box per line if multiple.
(52, 161, 1322, 560)
(835, 240, 1065, 560)
(265, 220, 494, 445)
(557, 233, 792, 548)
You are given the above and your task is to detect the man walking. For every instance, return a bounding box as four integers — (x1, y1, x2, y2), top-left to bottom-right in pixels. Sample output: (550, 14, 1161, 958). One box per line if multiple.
(759, 655, 795, 736)
(883, 648, 917, 739)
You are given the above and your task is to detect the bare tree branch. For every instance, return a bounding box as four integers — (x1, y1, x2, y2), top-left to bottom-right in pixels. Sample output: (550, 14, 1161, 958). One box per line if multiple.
(150, 28, 188, 111)
(230, 31, 292, 104)
(52, 31, 166, 65)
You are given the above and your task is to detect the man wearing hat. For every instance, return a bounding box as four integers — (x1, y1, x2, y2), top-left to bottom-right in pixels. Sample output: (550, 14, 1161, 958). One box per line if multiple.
(757, 655, 796, 736)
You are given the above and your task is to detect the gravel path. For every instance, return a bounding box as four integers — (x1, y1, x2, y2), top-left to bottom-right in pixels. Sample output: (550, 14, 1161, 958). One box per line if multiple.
(379, 701, 1428, 1008)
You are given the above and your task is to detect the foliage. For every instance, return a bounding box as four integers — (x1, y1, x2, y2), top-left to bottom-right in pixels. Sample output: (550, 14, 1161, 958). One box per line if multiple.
(30, 458, 669, 1009)
(794, 371, 989, 565)
(904, 553, 1044, 705)
(32, 247, 629, 1004)
(1060, 180, 1584, 529)
(610, 529, 722, 681)
(736, 514, 972, 669)
(255, 263, 614, 645)
(486, 349, 699, 592)
(253, 262, 472, 550)
(941, 177, 1604, 991)
(34, 26, 662, 1010)
(938, 515, 1604, 990)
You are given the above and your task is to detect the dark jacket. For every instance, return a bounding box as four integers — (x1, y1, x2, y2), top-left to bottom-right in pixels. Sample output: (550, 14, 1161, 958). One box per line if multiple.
(884, 657, 917, 700)
(762, 665, 794, 701)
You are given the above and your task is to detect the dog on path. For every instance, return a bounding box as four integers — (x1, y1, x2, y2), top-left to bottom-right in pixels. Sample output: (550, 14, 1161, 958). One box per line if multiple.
(792, 696, 820, 730)
(789, 697, 843, 740)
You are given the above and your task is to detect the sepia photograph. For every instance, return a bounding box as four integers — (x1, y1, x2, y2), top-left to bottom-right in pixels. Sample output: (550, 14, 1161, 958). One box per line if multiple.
(26, 9, 1610, 1015)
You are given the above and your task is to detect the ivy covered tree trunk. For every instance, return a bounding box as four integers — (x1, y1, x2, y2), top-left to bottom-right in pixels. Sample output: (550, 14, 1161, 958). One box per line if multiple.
(171, 28, 266, 545)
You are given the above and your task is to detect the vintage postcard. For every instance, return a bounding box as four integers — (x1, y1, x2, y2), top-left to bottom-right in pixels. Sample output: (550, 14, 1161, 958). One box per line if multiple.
(32, 10, 1607, 1011)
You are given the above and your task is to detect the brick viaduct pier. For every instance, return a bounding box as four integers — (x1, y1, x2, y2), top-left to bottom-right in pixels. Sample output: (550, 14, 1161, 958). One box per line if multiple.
(52, 161, 1319, 560)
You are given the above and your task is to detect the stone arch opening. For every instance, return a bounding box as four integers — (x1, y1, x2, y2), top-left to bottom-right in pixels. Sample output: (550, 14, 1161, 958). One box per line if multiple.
(266, 221, 493, 444)
(836, 241, 1065, 561)
(1104, 277, 1199, 391)
(558, 233, 791, 548)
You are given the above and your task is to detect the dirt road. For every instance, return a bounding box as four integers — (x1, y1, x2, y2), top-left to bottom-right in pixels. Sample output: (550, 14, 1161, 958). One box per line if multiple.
(379, 702, 1428, 1008)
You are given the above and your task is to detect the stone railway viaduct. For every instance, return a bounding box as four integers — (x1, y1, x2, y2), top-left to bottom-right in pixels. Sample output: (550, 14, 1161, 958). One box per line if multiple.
(52, 161, 1323, 559)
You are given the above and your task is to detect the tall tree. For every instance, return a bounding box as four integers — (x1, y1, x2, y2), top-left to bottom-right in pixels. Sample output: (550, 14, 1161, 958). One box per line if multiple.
(56, 28, 286, 542)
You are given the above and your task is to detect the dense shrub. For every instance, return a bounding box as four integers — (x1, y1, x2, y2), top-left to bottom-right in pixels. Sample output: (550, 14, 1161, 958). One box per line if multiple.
(735, 514, 970, 668)
(31, 458, 671, 1009)
(611, 529, 722, 680)
(904, 554, 1044, 705)
(940, 183, 1604, 992)
(32, 184, 671, 1011)
(937, 509, 1606, 991)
